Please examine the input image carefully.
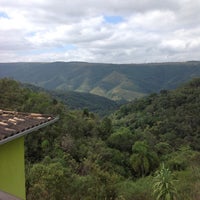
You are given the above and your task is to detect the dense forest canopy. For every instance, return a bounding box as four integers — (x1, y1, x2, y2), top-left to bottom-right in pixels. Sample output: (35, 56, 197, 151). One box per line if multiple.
(23, 83, 120, 116)
(0, 78, 200, 199)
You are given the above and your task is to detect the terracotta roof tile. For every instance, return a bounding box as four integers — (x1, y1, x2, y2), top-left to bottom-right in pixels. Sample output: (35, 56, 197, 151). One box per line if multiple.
(0, 110, 58, 144)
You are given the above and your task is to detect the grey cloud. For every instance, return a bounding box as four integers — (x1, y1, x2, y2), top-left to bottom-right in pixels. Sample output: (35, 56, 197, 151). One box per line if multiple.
(0, 0, 200, 63)
(1, 0, 182, 24)
(0, 30, 32, 51)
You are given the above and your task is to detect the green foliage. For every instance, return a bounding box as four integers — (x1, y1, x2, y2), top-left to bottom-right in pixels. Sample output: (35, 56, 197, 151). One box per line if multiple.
(0, 78, 65, 115)
(107, 127, 134, 152)
(155, 142, 172, 157)
(26, 160, 72, 200)
(51, 90, 119, 116)
(112, 77, 200, 150)
(0, 78, 29, 110)
(117, 177, 153, 200)
(153, 164, 177, 200)
(99, 117, 113, 140)
(175, 167, 200, 200)
(130, 141, 159, 177)
(166, 146, 200, 171)
(2, 78, 200, 199)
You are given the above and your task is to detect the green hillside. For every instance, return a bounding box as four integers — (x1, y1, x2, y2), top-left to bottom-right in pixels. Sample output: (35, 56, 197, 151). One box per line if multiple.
(1, 61, 200, 101)
(1, 78, 200, 199)
(23, 83, 119, 116)
(50, 90, 119, 116)
(112, 77, 200, 151)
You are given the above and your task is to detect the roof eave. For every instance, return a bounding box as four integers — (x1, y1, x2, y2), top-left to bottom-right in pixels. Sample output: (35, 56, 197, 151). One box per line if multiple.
(0, 116, 59, 146)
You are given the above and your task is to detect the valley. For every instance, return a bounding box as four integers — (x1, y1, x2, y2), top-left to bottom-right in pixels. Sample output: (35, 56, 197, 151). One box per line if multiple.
(1, 61, 200, 101)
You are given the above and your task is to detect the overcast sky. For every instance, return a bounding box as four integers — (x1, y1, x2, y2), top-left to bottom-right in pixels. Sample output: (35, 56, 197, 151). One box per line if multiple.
(0, 0, 200, 63)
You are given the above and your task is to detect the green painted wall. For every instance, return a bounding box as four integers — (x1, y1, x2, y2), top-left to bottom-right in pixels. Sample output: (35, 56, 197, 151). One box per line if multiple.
(0, 137, 26, 199)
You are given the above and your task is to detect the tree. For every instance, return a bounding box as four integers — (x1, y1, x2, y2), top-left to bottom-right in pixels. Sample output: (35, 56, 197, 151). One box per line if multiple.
(27, 161, 72, 200)
(99, 117, 113, 140)
(152, 163, 177, 200)
(107, 127, 134, 152)
(130, 141, 158, 177)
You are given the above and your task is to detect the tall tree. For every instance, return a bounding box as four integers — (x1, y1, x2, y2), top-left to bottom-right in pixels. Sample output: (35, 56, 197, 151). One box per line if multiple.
(130, 141, 158, 177)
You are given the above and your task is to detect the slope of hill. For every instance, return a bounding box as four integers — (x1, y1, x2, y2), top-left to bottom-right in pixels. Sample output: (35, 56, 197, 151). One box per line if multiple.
(50, 90, 120, 116)
(23, 83, 119, 116)
(0, 61, 200, 101)
(111, 77, 200, 150)
(1, 78, 200, 199)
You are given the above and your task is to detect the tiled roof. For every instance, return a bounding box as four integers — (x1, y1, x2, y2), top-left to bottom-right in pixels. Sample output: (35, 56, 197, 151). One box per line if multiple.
(0, 110, 59, 145)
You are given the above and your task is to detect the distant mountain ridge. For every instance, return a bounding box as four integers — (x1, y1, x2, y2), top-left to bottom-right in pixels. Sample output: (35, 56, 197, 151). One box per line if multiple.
(1, 61, 200, 101)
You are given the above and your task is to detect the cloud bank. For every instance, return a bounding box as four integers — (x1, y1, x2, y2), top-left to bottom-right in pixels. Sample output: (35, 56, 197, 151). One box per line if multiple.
(0, 0, 200, 63)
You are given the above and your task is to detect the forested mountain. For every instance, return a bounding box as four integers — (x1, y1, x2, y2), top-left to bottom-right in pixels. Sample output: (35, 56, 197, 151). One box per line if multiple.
(1, 78, 200, 199)
(112, 78, 200, 151)
(23, 83, 119, 116)
(1, 61, 200, 101)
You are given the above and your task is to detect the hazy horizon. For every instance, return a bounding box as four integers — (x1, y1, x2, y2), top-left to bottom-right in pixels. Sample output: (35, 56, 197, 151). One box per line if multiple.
(0, 60, 200, 65)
